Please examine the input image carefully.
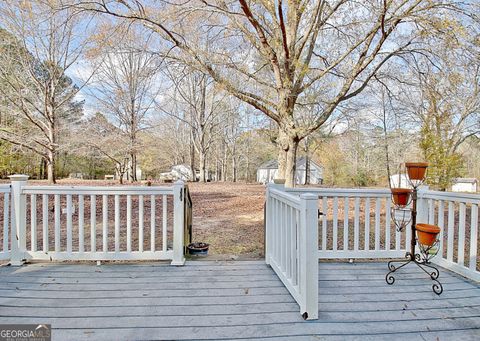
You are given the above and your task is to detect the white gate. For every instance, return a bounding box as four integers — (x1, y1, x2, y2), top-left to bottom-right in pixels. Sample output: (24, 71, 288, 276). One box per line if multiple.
(264, 184, 318, 320)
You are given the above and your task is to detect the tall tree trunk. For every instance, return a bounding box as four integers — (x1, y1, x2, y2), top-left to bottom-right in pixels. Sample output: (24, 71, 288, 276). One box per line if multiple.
(284, 140, 298, 188)
(232, 157, 237, 182)
(381, 90, 392, 188)
(221, 146, 227, 181)
(118, 164, 124, 185)
(130, 152, 137, 182)
(47, 122, 56, 183)
(276, 118, 300, 187)
(39, 158, 46, 180)
(231, 144, 237, 182)
(47, 149, 56, 184)
(245, 154, 250, 182)
(199, 152, 206, 182)
(215, 155, 220, 182)
(304, 138, 310, 185)
(276, 129, 288, 180)
(190, 138, 196, 182)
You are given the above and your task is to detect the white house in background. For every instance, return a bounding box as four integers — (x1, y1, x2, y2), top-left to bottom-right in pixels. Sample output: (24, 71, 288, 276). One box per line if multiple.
(451, 178, 478, 193)
(257, 157, 323, 185)
(171, 164, 194, 181)
(389, 174, 411, 188)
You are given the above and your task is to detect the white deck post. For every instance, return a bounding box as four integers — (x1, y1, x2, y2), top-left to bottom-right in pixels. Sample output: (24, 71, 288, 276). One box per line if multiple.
(416, 187, 429, 224)
(299, 193, 319, 320)
(9, 174, 29, 266)
(172, 180, 185, 266)
(265, 183, 284, 265)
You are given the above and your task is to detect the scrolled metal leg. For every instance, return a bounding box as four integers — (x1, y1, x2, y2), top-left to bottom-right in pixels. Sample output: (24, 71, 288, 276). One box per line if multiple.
(386, 271, 395, 285)
(416, 260, 440, 280)
(432, 280, 443, 295)
(413, 256, 443, 295)
(386, 256, 412, 285)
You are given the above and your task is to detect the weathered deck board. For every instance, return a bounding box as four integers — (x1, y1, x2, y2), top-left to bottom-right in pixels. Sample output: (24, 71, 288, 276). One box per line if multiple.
(0, 261, 478, 340)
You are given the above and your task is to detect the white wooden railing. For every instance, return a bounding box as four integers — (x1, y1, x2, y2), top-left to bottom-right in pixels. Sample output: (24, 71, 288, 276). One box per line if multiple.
(0, 184, 11, 260)
(265, 184, 480, 319)
(265, 184, 318, 320)
(7, 175, 186, 266)
(418, 190, 479, 281)
(286, 187, 407, 259)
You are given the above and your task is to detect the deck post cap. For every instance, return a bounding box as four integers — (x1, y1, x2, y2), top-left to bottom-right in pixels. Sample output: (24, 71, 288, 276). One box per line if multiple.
(8, 174, 29, 181)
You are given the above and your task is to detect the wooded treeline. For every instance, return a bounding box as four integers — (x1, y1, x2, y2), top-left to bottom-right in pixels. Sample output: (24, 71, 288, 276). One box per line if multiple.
(0, 0, 478, 190)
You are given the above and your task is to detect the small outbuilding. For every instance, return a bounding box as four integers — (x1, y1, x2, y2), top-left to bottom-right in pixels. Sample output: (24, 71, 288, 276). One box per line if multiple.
(389, 174, 411, 189)
(171, 164, 194, 181)
(451, 178, 478, 193)
(257, 157, 323, 185)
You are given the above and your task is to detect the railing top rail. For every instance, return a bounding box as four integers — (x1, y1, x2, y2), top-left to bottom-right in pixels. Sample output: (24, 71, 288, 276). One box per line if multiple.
(420, 189, 480, 204)
(21, 185, 175, 196)
(270, 187, 302, 209)
(0, 184, 11, 193)
(285, 187, 391, 198)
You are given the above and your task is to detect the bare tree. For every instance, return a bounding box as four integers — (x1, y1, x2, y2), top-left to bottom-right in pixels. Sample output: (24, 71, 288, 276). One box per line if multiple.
(81, 113, 131, 184)
(0, 0, 93, 183)
(70, 0, 461, 186)
(162, 66, 223, 182)
(89, 29, 161, 182)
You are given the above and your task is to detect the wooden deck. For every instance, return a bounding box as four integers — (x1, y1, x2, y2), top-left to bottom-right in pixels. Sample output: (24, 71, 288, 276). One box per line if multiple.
(0, 260, 479, 340)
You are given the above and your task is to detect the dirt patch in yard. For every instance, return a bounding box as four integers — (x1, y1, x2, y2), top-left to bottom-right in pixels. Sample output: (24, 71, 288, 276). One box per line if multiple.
(187, 182, 265, 258)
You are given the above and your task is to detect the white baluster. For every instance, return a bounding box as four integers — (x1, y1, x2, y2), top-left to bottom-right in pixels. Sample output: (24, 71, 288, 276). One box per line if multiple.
(151, 195, 155, 252)
(78, 195, 84, 253)
(469, 204, 478, 271)
(364, 198, 370, 251)
(374, 198, 381, 250)
(102, 195, 108, 252)
(42, 194, 48, 252)
(139, 195, 144, 252)
(447, 201, 455, 262)
(332, 197, 338, 251)
(3, 193, 9, 252)
(354, 197, 360, 251)
(31, 194, 37, 252)
(127, 195, 132, 252)
(343, 197, 349, 251)
(90, 195, 96, 252)
(162, 195, 167, 252)
(66, 194, 73, 253)
(54, 194, 60, 252)
(458, 202, 466, 267)
(385, 199, 391, 251)
(321, 197, 327, 251)
(115, 195, 120, 253)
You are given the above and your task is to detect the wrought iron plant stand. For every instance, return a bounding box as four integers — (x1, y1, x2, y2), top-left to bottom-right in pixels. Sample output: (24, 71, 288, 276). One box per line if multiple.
(386, 163, 443, 295)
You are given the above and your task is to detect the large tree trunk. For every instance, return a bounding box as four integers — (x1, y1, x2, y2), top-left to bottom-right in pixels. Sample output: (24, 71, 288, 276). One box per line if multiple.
(215, 156, 220, 182)
(39, 158, 46, 180)
(46, 149, 56, 184)
(221, 146, 227, 181)
(276, 129, 288, 180)
(190, 139, 196, 182)
(284, 140, 299, 188)
(130, 152, 137, 182)
(231, 144, 237, 182)
(245, 154, 250, 182)
(47, 122, 56, 183)
(199, 151, 207, 182)
(276, 122, 300, 187)
(232, 158, 237, 182)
